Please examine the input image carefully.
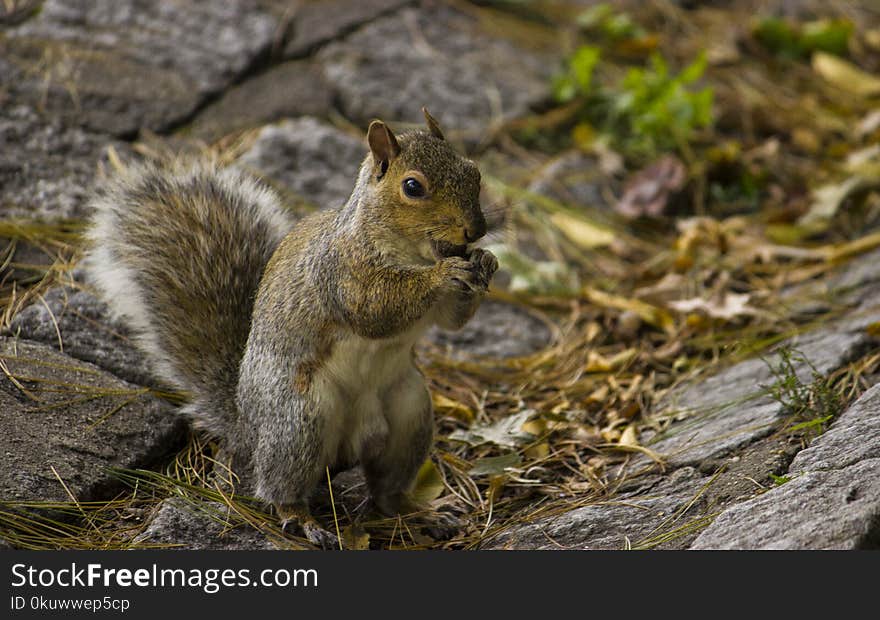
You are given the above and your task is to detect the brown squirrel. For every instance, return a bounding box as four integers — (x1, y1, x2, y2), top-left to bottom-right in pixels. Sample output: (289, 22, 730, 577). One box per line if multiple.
(85, 109, 497, 548)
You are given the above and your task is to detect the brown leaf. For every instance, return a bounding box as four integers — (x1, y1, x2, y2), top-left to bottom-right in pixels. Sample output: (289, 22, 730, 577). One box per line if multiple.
(340, 525, 370, 551)
(615, 155, 687, 219)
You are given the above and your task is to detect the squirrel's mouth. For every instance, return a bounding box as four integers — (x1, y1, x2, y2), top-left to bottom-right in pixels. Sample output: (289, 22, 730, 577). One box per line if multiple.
(431, 239, 469, 260)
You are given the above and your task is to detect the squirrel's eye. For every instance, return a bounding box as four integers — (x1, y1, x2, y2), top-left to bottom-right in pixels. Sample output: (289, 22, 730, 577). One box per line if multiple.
(402, 177, 426, 198)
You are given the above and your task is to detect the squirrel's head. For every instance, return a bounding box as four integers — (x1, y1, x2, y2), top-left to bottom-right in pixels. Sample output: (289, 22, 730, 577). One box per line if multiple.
(361, 108, 486, 263)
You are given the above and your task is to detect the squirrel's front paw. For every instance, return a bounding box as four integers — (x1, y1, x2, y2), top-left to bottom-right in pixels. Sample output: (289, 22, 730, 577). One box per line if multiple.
(437, 256, 481, 293)
(467, 248, 498, 289)
(437, 249, 497, 293)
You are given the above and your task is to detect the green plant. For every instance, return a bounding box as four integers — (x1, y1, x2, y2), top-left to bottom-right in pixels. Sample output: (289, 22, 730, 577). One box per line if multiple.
(753, 17, 852, 59)
(576, 3, 645, 40)
(761, 346, 844, 435)
(553, 45, 713, 159)
(613, 52, 713, 156)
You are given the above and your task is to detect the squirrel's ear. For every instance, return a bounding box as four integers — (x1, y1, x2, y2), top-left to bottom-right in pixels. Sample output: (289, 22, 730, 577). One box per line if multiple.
(367, 120, 400, 179)
(422, 107, 445, 140)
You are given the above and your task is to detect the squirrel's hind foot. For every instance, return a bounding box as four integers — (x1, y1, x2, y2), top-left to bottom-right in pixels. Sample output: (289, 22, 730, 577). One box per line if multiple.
(414, 509, 463, 542)
(277, 503, 340, 550)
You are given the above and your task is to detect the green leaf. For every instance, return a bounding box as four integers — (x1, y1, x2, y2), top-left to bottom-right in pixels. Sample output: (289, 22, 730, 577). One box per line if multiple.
(576, 3, 612, 29)
(678, 52, 707, 84)
(789, 415, 834, 433)
(800, 19, 853, 56)
(571, 45, 601, 93)
(769, 474, 791, 486)
(753, 17, 800, 58)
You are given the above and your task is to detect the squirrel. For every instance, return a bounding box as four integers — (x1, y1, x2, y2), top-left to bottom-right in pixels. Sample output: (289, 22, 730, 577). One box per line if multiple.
(85, 109, 498, 548)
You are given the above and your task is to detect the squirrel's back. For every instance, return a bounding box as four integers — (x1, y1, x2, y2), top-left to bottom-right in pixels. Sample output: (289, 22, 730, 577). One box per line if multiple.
(85, 162, 294, 437)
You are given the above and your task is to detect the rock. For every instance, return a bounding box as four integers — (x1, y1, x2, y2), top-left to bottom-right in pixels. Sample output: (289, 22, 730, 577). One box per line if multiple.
(789, 383, 880, 473)
(3, 0, 279, 136)
(284, 0, 414, 57)
(236, 117, 365, 209)
(317, 4, 554, 137)
(643, 320, 880, 467)
(135, 498, 278, 550)
(0, 338, 185, 506)
(0, 104, 116, 220)
(691, 382, 880, 549)
(7, 287, 157, 387)
(690, 459, 880, 550)
(186, 59, 335, 141)
(425, 300, 552, 360)
(484, 467, 708, 549)
(0, 234, 56, 285)
(782, 247, 880, 316)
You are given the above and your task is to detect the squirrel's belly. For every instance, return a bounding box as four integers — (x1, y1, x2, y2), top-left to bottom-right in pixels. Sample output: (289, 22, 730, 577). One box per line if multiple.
(322, 333, 417, 390)
(313, 329, 427, 464)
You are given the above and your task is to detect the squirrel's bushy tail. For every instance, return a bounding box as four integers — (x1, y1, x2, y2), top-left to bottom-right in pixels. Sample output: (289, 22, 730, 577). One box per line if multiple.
(85, 162, 294, 437)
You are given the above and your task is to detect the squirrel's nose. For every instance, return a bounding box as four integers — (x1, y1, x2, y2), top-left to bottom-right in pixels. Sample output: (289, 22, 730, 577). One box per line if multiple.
(464, 213, 487, 243)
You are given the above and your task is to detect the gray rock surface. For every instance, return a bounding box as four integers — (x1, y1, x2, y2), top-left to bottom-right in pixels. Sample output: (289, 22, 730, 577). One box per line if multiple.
(426, 300, 552, 359)
(485, 467, 708, 549)
(0, 104, 116, 220)
(790, 383, 880, 472)
(4, 0, 278, 135)
(8, 287, 157, 387)
(318, 4, 553, 136)
(135, 498, 278, 550)
(237, 117, 365, 209)
(691, 459, 880, 549)
(284, 0, 413, 57)
(186, 59, 334, 141)
(644, 318, 880, 467)
(691, 384, 880, 549)
(0, 337, 185, 504)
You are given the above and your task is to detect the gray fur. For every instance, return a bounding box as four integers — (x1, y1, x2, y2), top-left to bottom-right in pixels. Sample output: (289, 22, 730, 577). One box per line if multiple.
(85, 161, 294, 438)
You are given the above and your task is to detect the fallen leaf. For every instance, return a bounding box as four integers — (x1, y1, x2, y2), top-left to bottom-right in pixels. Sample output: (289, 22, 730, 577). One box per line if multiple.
(812, 52, 880, 97)
(549, 211, 615, 249)
(798, 176, 876, 229)
(845, 146, 880, 179)
(521, 418, 547, 437)
(855, 110, 880, 139)
(432, 393, 474, 423)
(525, 442, 550, 459)
(618, 423, 639, 448)
(469, 453, 522, 477)
(411, 460, 445, 504)
(668, 292, 757, 320)
(584, 286, 676, 334)
(615, 155, 687, 218)
(340, 525, 370, 551)
(791, 127, 821, 154)
(634, 272, 688, 303)
(448, 410, 538, 448)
